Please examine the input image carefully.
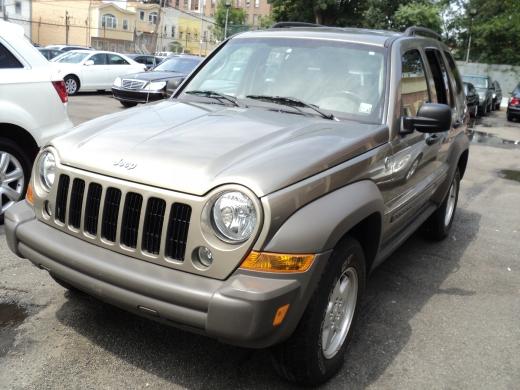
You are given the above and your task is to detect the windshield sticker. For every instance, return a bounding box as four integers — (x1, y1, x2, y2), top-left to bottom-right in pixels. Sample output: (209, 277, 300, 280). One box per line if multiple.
(359, 103, 372, 114)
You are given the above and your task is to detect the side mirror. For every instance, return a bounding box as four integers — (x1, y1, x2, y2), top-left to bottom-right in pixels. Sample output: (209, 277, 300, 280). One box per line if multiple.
(401, 103, 452, 134)
(166, 77, 185, 95)
(84, 60, 94, 66)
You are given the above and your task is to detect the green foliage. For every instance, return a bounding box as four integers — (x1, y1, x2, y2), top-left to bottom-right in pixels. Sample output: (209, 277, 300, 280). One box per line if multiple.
(214, 0, 247, 40)
(394, 2, 442, 33)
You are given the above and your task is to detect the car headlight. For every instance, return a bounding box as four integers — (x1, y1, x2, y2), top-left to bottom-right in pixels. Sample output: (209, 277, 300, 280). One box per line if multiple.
(113, 77, 122, 87)
(38, 150, 57, 192)
(211, 191, 257, 243)
(145, 81, 166, 91)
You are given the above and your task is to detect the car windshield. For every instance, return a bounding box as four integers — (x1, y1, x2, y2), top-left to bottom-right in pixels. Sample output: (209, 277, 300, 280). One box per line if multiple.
(181, 37, 387, 123)
(463, 76, 488, 89)
(155, 57, 200, 73)
(54, 52, 89, 64)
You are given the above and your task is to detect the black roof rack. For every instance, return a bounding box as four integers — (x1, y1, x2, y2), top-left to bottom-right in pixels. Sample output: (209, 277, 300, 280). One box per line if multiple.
(404, 26, 441, 41)
(271, 22, 322, 29)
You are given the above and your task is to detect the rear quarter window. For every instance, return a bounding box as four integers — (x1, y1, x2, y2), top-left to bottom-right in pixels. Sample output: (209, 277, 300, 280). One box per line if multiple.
(0, 42, 23, 69)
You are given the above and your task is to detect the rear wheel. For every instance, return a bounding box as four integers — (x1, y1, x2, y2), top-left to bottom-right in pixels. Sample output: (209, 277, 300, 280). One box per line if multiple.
(271, 237, 365, 386)
(422, 168, 460, 241)
(0, 138, 31, 221)
(64, 75, 79, 95)
(120, 101, 138, 108)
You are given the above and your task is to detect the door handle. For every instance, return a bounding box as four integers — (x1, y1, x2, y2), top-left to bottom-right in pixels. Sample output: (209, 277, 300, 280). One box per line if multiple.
(425, 134, 440, 146)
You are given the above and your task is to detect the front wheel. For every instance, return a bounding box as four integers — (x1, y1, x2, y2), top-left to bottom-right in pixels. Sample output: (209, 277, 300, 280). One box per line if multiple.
(422, 168, 460, 240)
(271, 237, 366, 386)
(0, 138, 31, 221)
(64, 75, 79, 95)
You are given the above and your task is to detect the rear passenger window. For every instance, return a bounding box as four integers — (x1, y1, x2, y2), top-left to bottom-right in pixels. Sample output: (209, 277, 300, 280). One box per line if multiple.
(0, 42, 23, 68)
(401, 50, 429, 116)
(444, 51, 463, 95)
(425, 49, 451, 106)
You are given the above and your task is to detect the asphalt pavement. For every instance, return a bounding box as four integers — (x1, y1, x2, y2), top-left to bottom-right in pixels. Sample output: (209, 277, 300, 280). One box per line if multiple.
(1, 95, 519, 389)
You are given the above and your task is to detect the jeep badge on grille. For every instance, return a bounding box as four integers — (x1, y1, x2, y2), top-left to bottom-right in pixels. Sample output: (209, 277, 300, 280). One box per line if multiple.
(113, 158, 137, 170)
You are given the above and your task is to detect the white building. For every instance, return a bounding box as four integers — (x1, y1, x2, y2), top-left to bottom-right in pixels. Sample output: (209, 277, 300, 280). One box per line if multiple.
(0, 0, 31, 38)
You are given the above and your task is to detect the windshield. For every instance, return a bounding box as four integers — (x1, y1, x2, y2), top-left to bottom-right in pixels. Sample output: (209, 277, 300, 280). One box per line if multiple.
(54, 52, 89, 64)
(181, 37, 386, 123)
(155, 57, 201, 73)
(463, 76, 488, 89)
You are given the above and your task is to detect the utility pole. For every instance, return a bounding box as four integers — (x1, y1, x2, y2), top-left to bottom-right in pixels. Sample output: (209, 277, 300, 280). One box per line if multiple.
(465, 9, 477, 63)
(199, 0, 203, 56)
(224, 1, 231, 39)
(65, 11, 70, 44)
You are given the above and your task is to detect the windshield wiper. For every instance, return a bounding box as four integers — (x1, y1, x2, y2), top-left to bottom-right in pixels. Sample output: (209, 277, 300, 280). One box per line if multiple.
(185, 90, 240, 107)
(246, 95, 336, 120)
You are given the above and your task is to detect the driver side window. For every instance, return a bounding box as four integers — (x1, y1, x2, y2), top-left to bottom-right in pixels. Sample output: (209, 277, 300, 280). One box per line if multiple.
(401, 49, 430, 117)
(90, 54, 107, 65)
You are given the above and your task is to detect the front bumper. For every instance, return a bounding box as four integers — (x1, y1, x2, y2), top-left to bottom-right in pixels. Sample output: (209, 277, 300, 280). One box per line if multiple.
(112, 87, 165, 104)
(5, 201, 329, 348)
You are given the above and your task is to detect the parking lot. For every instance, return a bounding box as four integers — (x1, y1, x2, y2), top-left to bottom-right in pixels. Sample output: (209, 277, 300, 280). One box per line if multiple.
(1, 94, 519, 389)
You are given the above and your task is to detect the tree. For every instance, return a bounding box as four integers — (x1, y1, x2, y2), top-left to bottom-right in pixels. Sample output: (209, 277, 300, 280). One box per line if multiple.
(269, 0, 366, 27)
(214, 0, 247, 40)
(393, 2, 442, 33)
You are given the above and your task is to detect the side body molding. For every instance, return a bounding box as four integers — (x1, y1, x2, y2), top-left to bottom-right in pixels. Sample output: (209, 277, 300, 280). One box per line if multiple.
(263, 180, 384, 254)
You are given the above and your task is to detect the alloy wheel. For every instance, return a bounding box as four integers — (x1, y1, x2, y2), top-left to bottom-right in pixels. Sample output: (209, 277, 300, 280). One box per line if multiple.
(0, 151, 25, 215)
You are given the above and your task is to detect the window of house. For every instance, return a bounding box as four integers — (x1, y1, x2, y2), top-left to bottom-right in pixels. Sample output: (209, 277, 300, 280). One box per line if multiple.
(14, 1, 22, 14)
(171, 26, 175, 38)
(255, 0, 259, 7)
(149, 12, 158, 24)
(401, 49, 430, 117)
(101, 14, 117, 29)
(0, 42, 23, 68)
(123, 19, 128, 30)
(139, 10, 145, 20)
(0, 0, 4, 13)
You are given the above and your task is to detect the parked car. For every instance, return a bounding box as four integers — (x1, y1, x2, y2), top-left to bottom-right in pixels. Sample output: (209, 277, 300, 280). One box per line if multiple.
(45, 44, 92, 53)
(38, 48, 62, 60)
(0, 21, 72, 218)
(126, 54, 162, 70)
(463, 81, 479, 117)
(506, 82, 520, 121)
(462, 74, 493, 115)
(491, 80, 502, 111)
(5, 25, 469, 385)
(51, 50, 146, 95)
(112, 55, 202, 107)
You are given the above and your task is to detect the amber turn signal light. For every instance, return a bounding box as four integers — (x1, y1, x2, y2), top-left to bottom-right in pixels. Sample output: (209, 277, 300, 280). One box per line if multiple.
(26, 183, 34, 205)
(273, 304, 290, 327)
(240, 251, 315, 273)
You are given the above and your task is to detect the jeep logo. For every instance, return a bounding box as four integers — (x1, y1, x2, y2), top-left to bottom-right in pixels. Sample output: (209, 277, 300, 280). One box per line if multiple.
(113, 158, 137, 170)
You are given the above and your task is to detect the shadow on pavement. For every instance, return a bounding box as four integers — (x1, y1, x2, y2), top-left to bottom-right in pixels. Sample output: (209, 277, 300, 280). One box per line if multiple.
(55, 208, 480, 389)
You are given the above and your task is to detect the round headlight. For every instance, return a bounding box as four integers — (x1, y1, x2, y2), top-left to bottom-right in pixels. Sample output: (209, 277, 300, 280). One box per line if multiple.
(212, 191, 257, 243)
(38, 150, 56, 192)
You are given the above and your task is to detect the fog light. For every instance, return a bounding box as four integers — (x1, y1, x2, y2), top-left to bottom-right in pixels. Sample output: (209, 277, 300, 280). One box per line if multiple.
(197, 246, 213, 267)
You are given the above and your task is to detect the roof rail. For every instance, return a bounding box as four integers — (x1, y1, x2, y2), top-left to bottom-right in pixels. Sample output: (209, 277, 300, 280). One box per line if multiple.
(271, 22, 322, 29)
(404, 26, 441, 41)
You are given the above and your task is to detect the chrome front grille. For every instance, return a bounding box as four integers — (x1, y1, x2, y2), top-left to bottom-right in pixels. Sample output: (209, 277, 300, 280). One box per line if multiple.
(121, 79, 147, 90)
(54, 174, 191, 262)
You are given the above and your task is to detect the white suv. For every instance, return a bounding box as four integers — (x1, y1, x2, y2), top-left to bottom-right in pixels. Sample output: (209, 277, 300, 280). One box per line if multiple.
(0, 21, 73, 217)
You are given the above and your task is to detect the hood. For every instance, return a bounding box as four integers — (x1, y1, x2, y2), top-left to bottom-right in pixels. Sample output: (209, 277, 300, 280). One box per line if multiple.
(122, 71, 184, 82)
(51, 100, 387, 197)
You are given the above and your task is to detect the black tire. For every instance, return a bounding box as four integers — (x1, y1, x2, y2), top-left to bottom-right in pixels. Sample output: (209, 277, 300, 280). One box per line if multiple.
(50, 274, 82, 294)
(495, 102, 500, 111)
(270, 236, 366, 386)
(120, 101, 138, 108)
(422, 168, 461, 241)
(0, 138, 32, 223)
(64, 75, 79, 95)
(507, 113, 513, 122)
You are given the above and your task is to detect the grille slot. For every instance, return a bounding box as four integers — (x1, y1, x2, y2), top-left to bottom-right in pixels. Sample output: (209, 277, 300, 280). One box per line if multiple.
(55, 174, 70, 223)
(165, 203, 192, 261)
(84, 183, 102, 235)
(120, 192, 143, 248)
(68, 179, 85, 229)
(142, 197, 166, 255)
(101, 187, 122, 242)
